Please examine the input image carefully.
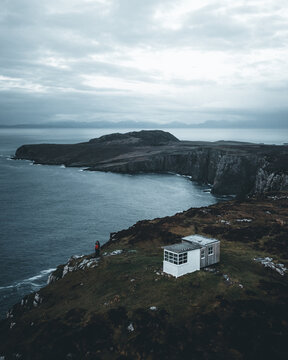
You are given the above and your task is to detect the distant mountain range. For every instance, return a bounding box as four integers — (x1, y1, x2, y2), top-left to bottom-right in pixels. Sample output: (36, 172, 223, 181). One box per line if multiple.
(0, 118, 287, 129)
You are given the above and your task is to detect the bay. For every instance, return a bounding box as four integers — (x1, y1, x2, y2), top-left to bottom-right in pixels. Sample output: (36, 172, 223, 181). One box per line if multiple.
(0, 128, 220, 318)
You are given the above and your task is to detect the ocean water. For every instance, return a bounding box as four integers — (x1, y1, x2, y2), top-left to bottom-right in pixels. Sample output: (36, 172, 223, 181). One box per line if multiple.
(0, 128, 221, 318)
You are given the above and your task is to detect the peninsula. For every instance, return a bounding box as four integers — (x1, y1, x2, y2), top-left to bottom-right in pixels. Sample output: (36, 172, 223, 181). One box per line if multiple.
(15, 130, 288, 196)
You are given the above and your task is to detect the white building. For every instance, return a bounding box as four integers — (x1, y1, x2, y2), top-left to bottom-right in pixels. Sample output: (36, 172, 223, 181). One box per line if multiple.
(163, 234, 220, 278)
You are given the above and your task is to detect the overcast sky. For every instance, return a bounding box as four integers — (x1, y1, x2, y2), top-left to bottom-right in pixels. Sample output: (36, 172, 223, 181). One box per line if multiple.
(0, 0, 288, 126)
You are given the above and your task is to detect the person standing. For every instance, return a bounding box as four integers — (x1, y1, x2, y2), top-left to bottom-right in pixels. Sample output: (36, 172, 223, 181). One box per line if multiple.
(95, 240, 100, 257)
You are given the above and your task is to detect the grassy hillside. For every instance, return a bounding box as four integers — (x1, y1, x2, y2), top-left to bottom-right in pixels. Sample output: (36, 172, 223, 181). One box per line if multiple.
(0, 192, 287, 359)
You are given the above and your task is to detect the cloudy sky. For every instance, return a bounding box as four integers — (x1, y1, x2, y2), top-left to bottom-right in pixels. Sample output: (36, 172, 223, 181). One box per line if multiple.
(1, 0, 288, 126)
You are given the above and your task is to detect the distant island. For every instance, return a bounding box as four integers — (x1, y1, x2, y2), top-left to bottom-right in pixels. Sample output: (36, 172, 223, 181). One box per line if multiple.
(15, 130, 288, 196)
(1, 118, 288, 129)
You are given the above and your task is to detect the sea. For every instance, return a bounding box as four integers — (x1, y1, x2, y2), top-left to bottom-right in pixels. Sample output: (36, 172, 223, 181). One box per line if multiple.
(0, 127, 286, 318)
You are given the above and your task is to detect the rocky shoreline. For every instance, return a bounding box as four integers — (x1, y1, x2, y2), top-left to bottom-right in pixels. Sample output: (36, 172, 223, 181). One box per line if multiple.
(15, 130, 288, 196)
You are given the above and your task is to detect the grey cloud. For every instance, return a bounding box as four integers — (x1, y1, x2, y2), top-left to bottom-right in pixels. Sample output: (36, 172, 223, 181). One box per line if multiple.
(0, 0, 288, 127)
(149, 3, 288, 51)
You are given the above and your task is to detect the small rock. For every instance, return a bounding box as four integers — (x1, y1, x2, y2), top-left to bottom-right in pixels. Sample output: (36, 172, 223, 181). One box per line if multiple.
(127, 323, 134, 332)
(6, 309, 13, 319)
(254, 257, 287, 276)
(110, 250, 123, 256)
(223, 274, 229, 281)
(220, 219, 230, 225)
(33, 293, 42, 307)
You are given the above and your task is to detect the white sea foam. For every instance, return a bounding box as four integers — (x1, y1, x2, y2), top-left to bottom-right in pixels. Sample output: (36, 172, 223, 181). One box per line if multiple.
(0, 285, 15, 290)
(0, 268, 56, 291)
(22, 269, 56, 283)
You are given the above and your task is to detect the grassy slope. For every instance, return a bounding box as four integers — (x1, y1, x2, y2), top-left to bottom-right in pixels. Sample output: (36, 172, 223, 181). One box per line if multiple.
(0, 193, 287, 359)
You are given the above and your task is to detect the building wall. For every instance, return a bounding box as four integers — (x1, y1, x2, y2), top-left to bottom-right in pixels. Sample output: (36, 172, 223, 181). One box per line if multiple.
(163, 249, 200, 278)
(201, 241, 220, 268)
(163, 261, 179, 277)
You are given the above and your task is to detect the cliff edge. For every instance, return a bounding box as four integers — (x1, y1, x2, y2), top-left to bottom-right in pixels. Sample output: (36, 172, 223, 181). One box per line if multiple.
(15, 130, 288, 196)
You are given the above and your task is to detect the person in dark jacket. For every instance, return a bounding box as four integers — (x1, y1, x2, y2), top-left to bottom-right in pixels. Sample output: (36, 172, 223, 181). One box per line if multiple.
(95, 240, 100, 257)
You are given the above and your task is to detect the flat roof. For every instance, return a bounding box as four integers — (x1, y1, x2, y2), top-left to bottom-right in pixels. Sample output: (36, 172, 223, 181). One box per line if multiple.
(163, 242, 201, 253)
(182, 234, 219, 246)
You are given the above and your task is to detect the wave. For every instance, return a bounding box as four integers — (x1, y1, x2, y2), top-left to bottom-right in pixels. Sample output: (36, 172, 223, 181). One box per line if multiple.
(0, 154, 12, 159)
(0, 268, 56, 291)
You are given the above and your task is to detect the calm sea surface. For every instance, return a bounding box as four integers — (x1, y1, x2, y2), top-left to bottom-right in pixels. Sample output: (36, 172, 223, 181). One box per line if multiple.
(0, 127, 285, 318)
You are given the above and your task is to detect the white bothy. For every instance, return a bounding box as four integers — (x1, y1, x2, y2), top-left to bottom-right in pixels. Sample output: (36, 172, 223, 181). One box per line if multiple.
(163, 234, 220, 278)
(163, 248, 200, 278)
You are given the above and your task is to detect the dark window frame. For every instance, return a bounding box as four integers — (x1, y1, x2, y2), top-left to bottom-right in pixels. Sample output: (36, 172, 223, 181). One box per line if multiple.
(208, 246, 214, 256)
(164, 250, 188, 265)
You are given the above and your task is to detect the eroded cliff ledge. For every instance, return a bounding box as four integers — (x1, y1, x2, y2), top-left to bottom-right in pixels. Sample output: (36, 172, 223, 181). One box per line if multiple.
(15, 130, 288, 196)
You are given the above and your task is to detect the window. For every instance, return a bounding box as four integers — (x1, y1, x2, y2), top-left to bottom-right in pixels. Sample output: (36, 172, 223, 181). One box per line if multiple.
(201, 249, 205, 259)
(179, 252, 187, 264)
(164, 251, 187, 265)
(208, 246, 214, 256)
(164, 251, 178, 264)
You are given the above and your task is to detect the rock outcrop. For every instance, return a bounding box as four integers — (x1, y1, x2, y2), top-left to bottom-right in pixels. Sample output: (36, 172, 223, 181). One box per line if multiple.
(14, 130, 288, 196)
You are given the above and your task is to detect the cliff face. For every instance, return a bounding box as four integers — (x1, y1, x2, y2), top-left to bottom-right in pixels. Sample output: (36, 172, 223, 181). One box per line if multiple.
(15, 130, 288, 196)
(88, 146, 288, 195)
(255, 167, 288, 193)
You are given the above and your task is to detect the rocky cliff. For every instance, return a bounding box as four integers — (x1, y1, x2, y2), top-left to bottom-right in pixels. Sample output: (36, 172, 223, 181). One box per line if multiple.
(15, 130, 288, 196)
